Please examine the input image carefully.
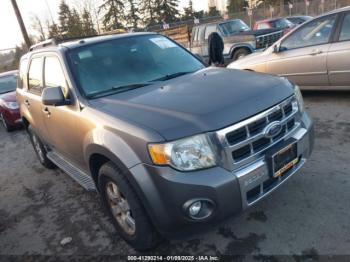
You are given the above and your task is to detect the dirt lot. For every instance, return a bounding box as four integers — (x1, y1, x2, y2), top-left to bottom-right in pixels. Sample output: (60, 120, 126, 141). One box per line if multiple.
(0, 92, 349, 258)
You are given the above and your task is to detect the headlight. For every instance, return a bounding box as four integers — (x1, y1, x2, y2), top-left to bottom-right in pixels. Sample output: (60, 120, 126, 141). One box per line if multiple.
(2, 101, 19, 110)
(294, 85, 304, 113)
(148, 134, 217, 171)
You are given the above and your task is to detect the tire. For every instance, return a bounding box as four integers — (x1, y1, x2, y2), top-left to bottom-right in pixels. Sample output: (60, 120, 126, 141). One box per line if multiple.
(0, 113, 14, 132)
(28, 125, 55, 169)
(98, 162, 160, 251)
(232, 48, 251, 61)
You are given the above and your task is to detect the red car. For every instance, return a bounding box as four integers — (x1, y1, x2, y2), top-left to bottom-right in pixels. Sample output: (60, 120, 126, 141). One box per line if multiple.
(0, 70, 21, 132)
(253, 17, 295, 35)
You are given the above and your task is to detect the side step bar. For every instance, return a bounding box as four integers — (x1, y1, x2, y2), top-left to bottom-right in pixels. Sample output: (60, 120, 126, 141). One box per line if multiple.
(47, 151, 97, 192)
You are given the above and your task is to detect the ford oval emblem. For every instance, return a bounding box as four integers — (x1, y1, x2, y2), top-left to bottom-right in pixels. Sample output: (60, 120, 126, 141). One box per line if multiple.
(264, 122, 283, 138)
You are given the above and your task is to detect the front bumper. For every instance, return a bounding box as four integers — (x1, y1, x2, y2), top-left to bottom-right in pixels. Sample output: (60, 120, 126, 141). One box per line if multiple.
(129, 112, 314, 239)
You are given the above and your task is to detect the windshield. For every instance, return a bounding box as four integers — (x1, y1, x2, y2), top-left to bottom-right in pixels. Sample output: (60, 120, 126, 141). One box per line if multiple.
(271, 18, 294, 29)
(0, 74, 17, 94)
(67, 35, 204, 98)
(219, 20, 251, 35)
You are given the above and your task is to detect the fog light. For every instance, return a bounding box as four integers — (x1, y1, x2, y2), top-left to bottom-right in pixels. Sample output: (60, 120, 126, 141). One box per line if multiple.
(189, 201, 202, 216)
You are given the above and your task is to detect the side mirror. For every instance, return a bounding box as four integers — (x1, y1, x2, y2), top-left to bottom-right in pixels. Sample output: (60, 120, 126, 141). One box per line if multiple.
(273, 44, 280, 53)
(42, 86, 69, 106)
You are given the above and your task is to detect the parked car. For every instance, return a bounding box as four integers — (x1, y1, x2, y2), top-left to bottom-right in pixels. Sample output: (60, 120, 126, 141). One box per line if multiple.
(286, 15, 313, 25)
(0, 70, 21, 131)
(228, 7, 350, 90)
(17, 33, 314, 250)
(253, 17, 296, 35)
(190, 19, 284, 63)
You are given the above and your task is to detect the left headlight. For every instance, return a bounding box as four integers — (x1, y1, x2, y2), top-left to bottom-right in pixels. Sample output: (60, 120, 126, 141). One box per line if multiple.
(2, 101, 19, 110)
(294, 85, 304, 113)
(148, 134, 217, 171)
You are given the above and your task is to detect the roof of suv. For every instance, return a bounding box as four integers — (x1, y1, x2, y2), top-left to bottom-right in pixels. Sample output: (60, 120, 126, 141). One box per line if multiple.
(27, 32, 158, 54)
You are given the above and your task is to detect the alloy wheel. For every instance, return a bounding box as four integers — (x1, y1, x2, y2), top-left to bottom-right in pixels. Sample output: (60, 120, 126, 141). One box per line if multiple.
(105, 181, 136, 236)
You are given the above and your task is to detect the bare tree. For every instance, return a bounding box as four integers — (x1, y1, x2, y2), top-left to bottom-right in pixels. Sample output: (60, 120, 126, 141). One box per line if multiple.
(31, 15, 46, 41)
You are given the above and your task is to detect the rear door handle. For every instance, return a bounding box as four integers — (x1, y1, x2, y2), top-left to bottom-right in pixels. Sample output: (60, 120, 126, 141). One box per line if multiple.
(42, 107, 51, 116)
(310, 49, 323, 56)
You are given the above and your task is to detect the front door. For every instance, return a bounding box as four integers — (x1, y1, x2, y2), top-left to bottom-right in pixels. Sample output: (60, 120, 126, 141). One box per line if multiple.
(266, 14, 338, 87)
(41, 55, 85, 169)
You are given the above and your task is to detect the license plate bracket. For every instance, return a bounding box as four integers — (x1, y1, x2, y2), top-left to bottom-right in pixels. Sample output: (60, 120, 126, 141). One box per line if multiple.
(267, 140, 298, 178)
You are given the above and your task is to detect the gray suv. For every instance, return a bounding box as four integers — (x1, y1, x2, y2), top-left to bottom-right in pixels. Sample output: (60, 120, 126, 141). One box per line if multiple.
(17, 33, 314, 250)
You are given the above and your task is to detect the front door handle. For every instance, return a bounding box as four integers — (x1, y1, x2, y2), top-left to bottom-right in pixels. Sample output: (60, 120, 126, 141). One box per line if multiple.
(42, 107, 51, 117)
(24, 100, 30, 107)
(310, 49, 323, 56)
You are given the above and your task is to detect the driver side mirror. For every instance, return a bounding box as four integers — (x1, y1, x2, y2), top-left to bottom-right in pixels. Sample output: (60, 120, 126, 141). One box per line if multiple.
(42, 86, 69, 106)
(273, 44, 280, 53)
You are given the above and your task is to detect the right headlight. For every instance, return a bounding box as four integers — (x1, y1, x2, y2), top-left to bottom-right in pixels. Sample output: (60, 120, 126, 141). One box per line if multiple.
(294, 85, 305, 113)
(148, 134, 217, 171)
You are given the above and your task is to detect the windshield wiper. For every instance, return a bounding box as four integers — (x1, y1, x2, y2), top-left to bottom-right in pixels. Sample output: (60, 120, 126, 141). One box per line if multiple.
(150, 71, 195, 82)
(87, 83, 151, 99)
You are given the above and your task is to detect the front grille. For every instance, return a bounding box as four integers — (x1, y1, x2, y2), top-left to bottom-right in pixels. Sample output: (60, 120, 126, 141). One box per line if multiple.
(256, 31, 284, 49)
(218, 96, 300, 166)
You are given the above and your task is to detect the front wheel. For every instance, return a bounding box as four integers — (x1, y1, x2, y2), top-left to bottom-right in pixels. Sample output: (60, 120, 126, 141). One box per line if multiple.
(98, 162, 160, 251)
(232, 48, 251, 61)
(28, 126, 55, 169)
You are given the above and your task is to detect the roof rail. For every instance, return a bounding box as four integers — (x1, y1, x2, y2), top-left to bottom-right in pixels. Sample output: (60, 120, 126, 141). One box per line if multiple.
(29, 39, 57, 51)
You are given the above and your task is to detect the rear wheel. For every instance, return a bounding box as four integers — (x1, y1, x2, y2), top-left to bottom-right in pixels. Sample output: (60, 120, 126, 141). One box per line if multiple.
(28, 125, 55, 169)
(98, 162, 160, 251)
(232, 48, 251, 61)
(0, 113, 14, 132)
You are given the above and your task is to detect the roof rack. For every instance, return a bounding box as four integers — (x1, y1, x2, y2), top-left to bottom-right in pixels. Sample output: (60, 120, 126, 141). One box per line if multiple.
(29, 39, 57, 51)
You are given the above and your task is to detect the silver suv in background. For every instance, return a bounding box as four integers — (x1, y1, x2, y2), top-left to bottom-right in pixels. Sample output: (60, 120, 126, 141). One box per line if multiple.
(190, 19, 284, 63)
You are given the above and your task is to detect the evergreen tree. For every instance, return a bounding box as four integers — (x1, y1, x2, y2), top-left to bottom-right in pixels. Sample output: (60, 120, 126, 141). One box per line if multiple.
(126, 0, 140, 28)
(155, 0, 180, 23)
(48, 23, 61, 39)
(227, 0, 246, 14)
(99, 0, 125, 31)
(140, 0, 156, 26)
(182, 0, 194, 20)
(208, 5, 221, 17)
(58, 0, 71, 35)
(68, 8, 84, 37)
(82, 8, 97, 36)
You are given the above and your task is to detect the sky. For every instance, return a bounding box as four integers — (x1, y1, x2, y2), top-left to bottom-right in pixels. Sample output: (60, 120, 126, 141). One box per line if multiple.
(0, 0, 225, 50)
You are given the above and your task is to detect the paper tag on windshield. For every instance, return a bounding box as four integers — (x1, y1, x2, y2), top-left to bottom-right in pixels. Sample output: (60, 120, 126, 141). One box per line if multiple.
(150, 37, 177, 49)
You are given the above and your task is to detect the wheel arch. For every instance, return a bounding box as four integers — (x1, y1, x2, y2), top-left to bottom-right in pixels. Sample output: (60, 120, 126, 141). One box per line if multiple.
(230, 44, 254, 59)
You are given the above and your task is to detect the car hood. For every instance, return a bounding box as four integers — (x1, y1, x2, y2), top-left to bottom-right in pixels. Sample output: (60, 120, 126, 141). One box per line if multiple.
(0, 91, 16, 102)
(90, 68, 294, 141)
(228, 50, 268, 69)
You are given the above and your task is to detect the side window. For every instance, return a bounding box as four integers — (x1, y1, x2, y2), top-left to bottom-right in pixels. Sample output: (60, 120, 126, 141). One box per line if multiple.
(18, 58, 28, 89)
(339, 13, 350, 41)
(44, 56, 69, 97)
(281, 14, 337, 50)
(257, 23, 270, 30)
(198, 26, 205, 41)
(204, 24, 217, 40)
(28, 57, 43, 94)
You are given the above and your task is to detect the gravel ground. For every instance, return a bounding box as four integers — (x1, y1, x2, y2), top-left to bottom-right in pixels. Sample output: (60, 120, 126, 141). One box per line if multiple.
(0, 91, 349, 258)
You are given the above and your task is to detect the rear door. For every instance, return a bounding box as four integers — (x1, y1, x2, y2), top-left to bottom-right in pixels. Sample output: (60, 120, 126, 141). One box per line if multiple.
(266, 14, 338, 87)
(25, 56, 48, 140)
(327, 11, 350, 87)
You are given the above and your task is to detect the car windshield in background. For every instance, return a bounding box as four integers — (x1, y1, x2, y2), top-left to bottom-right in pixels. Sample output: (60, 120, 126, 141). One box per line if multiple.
(0, 74, 17, 94)
(67, 35, 204, 98)
(219, 20, 251, 35)
(271, 18, 294, 29)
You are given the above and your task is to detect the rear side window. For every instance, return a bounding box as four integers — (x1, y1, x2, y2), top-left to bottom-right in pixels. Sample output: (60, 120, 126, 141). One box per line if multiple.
(205, 24, 217, 40)
(28, 57, 43, 94)
(339, 13, 350, 41)
(18, 58, 28, 89)
(44, 56, 69, 97)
